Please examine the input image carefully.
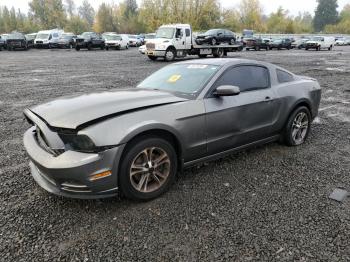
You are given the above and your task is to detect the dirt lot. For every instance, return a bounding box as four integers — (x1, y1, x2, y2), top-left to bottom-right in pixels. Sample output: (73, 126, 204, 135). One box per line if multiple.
(0, 46, 349, 261)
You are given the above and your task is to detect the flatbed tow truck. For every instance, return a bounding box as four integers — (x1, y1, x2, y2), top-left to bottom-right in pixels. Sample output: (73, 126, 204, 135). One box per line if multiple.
(145, 24, 243, 61)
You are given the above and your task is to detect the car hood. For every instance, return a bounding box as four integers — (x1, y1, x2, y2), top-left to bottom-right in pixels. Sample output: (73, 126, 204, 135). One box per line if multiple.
(29, 89, 188, 130)
(196, 34, 211, 39)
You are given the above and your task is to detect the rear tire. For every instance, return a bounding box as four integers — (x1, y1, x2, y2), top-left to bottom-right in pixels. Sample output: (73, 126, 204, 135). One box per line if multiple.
(283, 106, 311, 146)
(213, 48, 224, 58)
(75, 46, 80, 51)
(119, 137, 178, 201)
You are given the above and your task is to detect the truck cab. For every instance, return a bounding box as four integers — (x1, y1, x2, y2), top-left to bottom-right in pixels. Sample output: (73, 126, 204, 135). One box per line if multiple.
(145, 24, 192, 61)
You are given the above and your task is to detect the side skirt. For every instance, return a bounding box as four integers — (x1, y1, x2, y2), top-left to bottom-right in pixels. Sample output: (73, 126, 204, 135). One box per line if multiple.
(183, 135, 281, 168)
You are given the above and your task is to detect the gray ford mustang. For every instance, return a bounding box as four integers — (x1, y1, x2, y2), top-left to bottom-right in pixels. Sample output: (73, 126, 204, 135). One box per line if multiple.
(23, 58, 321, 201)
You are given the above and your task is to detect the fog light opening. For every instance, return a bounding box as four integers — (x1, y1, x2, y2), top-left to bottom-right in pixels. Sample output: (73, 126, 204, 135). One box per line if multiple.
(89, 171, 112, 181)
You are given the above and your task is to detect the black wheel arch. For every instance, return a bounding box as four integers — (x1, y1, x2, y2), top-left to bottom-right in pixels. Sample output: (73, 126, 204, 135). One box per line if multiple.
(120, 128, 184, 172)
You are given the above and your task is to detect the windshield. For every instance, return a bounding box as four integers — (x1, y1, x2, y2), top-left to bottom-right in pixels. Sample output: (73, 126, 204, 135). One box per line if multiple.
(137, 64, 220, 95)
(26, 34, 36, 40)
(36, 33, 49, 39)
(145, 34, 155, 39)
(60, 34, 73, 39)
(205, 29, 218, 35)
(81, 32, 93, 39)
(156, 28, 175, 39)
(105, 35, 122, 40)
(311, 36, 324, 41)
(8, 34, 24, 40)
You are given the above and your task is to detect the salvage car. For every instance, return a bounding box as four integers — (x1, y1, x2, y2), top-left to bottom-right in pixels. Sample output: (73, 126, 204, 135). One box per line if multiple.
(105, 34, 129, 50)
(270, 38, 292, 50)
(0, 34, 9, 49)
(195, 29, 236, 45)
(128, 35, 142, 47)
(245, 38, 270, 51)
(23, 59, 321, 201)
(75, 32, 105, 51)
(25, 33, 37, 48)
(0, 36, 4, 51)
(6, 32, 30, 50)
(291, 38, 309, 49)
(58, 33, 77, 49)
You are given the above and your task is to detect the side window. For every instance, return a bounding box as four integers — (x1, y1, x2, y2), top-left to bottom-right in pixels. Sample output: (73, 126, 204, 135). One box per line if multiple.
(214, 66, 269, 92)
(277, 69, 294, 83)
(185, 29, 190, 37)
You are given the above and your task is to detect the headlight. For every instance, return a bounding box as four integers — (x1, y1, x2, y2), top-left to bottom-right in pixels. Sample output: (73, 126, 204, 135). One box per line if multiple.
(59, 134, 96, 152)
(205, 36, 211, 39)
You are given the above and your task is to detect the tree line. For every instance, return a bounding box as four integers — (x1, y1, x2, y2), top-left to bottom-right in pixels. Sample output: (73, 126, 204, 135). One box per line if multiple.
(0, 0, 349, 35)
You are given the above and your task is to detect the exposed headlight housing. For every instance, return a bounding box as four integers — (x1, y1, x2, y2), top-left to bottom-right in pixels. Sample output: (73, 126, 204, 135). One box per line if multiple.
(59, 134, 96, 152)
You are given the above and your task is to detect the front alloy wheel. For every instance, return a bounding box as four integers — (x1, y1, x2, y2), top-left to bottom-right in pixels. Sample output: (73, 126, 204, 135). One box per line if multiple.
(130, 147, 170, 193)
(119, 137, 177, 200)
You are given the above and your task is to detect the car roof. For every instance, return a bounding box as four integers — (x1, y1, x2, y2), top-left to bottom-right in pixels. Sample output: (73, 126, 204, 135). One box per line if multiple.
(174, 58, 270, 67)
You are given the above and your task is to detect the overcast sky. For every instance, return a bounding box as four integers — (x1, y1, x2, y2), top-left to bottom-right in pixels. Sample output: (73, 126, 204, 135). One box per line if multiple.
(1, 0, 349, 16)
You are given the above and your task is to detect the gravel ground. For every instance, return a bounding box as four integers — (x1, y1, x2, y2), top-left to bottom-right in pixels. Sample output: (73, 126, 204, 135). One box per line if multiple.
(0, 46, 349, 261)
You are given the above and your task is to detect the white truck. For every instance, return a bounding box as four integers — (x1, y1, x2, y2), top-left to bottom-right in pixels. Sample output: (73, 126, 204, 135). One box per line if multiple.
(145, 24, 243, 61)
(34, 29, 64, 48)
(305, 36, 335, 51)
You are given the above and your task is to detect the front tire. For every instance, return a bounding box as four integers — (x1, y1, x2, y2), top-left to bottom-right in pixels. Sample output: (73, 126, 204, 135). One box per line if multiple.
(283, 106, 311, 146)
(164, 48, 176, 61)
(119, 137, 178, 201)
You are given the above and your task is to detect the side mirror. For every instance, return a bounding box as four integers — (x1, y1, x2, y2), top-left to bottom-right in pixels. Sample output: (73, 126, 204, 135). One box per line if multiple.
(213, 85, 240, 97)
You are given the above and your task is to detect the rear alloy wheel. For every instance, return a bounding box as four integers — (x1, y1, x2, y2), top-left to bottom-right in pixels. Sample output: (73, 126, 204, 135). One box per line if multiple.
(284, 106, 311, 146)
(119, 137, 177, 201)
(229, 38, 235, 45)
(164, 48, 176, 61)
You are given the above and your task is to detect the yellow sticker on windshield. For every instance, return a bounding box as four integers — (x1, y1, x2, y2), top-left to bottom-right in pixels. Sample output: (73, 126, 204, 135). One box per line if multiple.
(167, 74, 181, 83)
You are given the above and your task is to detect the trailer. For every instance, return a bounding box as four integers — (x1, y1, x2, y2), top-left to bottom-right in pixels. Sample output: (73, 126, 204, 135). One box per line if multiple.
(145, 24, 243, 61)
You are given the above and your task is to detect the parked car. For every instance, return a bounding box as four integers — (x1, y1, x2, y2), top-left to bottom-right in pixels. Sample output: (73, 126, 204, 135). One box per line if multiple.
(25, 33, 37, 48)
(335, 37, 346, 46)
(270, 38, 292, 50)
(128, 35, 142, 47)
(23, 58, 321, 201)
(139, 45, 146, 54)
(305, 36, 335, 51)
(75, 32, 105, 51)
(1, 34, 9, 49)
(6, 32, 30, 50)
(291, 38, 309, 49)
(345, 37, 350, 45)
(144, 33, 156, 44)
(0, 36, 5, 51)
(58, 33, 77, 49)
(105, 34, 129, 50)
(195, 29, 236, 45)
(245, 37, 270, 51)
(34, 29, 63, 48)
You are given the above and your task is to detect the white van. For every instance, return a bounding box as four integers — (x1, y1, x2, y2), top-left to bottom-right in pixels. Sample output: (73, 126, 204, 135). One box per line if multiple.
(34, 29, 64, 48)
(305, 36, 335, 51)
(105, 34, 129, 50)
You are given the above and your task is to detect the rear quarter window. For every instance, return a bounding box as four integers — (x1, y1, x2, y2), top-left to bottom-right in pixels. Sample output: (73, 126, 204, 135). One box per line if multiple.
(277, 69, 294, 83)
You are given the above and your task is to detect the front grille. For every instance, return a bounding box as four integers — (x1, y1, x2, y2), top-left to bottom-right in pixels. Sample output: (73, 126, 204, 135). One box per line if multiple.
(36, 41, 43, 44)
(146, 43, 155, 50)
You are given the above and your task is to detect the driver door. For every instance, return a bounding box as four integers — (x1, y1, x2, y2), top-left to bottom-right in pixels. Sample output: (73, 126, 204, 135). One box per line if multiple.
(204, 65, 278, 155)
(174, 28, 186, 50)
